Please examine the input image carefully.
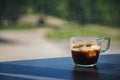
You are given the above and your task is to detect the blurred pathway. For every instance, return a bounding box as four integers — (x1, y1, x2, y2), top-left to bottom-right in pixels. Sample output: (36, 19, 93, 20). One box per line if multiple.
(0, 29, 70, 62)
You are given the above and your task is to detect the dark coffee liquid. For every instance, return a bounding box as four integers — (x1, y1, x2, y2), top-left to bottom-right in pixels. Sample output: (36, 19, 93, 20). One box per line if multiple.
(71, 44, 100, 65)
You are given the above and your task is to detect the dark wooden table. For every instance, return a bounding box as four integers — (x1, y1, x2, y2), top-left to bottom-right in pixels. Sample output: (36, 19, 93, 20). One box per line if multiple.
(0, 54, 120, 80)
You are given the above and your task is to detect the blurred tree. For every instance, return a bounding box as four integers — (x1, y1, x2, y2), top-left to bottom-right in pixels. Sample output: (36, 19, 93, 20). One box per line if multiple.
(67, 0, 120, 26)
(0, 0, 2, 25)
(0, 0, 27, 26)
(0, 0, 120, 27)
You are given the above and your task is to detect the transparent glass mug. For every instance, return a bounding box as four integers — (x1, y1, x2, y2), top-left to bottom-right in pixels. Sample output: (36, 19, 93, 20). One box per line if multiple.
(70, 37, 110, 67)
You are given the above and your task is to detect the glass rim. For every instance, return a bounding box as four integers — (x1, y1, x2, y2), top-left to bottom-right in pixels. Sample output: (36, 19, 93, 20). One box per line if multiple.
(70, 36, 110, 40)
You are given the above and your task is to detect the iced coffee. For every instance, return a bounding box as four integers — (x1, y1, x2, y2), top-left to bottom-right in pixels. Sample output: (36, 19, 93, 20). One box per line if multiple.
(71, 43, 100, 66)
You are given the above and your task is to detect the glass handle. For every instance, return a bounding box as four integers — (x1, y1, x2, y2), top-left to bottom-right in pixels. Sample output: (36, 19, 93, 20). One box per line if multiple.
(100, 37, 110, 53)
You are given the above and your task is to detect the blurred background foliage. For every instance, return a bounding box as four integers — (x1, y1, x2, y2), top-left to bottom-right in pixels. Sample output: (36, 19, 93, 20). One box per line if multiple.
(0, 0, 120, 27)
(0, 0, 120, 43)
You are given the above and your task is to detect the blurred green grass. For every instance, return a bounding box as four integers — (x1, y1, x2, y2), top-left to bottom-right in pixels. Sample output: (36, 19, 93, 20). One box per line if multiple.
(46, 24, 120, 43)
(0, 24, 39, 30)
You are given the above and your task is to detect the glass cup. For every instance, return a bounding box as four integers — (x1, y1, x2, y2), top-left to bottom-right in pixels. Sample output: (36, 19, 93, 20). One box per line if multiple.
(70, 37, 110, 67)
